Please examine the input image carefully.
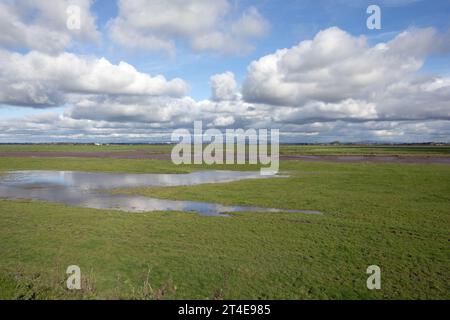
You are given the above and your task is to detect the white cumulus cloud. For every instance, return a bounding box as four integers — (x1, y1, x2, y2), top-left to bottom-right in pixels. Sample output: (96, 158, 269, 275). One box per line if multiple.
(108, 0, 269, 55)
(0, 50, 188, 107)
(210, 72, 239, 101)
(242, 27, 450, 121)
(0, 0, 99, 53)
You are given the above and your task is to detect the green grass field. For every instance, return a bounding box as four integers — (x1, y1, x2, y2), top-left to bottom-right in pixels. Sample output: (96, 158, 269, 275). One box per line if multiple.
(1, 144, 450, 156)
(0, 144, 173, 153)
(0, 148, 449, 299)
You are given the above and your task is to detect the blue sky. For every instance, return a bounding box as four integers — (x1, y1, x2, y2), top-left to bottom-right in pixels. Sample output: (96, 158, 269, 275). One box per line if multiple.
(88, 0, 450, 100)
(0, 0, 449, 142)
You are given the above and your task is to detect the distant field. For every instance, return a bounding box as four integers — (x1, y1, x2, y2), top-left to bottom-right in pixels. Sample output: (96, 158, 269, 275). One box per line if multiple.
(1, 144, 449, 156)
(280, 145, 450, 156)
(0, 157, 449, 299)
(0, 144, 173, 153)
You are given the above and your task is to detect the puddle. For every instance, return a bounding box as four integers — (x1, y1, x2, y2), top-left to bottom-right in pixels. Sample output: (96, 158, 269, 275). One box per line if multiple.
(0, 171, 322, 216)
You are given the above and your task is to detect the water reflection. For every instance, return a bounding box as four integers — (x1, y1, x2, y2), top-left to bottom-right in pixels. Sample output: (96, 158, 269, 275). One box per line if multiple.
(0, 171, 322, 216)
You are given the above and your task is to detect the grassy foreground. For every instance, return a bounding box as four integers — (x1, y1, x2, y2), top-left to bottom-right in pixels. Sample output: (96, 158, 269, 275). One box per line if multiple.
(0, 158, 449, 299)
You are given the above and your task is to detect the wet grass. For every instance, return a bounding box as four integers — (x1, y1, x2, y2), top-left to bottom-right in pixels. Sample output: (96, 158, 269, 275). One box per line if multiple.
(0, 157, 189, 174)
(0, 158, 449, 299)
(0, 157, 263, 174)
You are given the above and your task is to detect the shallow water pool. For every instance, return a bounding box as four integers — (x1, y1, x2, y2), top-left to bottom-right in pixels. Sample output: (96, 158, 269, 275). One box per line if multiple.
(0, 170, 322, 216)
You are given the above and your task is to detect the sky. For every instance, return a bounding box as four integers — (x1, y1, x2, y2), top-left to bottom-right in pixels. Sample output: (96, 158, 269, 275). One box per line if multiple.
(0, 0, 449, 143)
